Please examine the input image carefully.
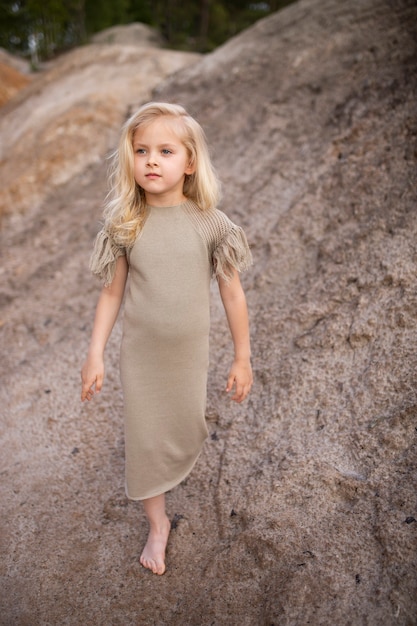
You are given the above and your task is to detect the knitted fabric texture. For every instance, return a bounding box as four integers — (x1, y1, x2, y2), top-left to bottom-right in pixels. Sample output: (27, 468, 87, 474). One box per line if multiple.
(89, 200, 252, 285)
(183, 200, 253, 282)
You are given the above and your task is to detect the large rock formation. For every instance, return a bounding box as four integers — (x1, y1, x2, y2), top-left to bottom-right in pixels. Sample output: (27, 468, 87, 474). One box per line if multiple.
(0, 0, 416, 624)
(0, 43, 200, 215)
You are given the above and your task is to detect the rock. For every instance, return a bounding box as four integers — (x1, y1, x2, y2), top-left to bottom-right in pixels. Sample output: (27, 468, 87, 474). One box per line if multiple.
(0, 1, 416, 625)
(0, 59, 31, 107)
(0, 43, 201, 215)
(91, 22, 165, 47)
(0, 47, 31, 74)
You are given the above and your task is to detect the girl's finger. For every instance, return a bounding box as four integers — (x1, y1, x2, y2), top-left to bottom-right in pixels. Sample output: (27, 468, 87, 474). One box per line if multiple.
(232, 381, 244, 402)
(81, 377, 96, 401)
(226, 374, 236, 393)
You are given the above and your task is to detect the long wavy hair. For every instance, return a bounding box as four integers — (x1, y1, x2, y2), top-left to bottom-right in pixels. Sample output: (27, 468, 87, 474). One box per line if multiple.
(102, 102, 221, 248)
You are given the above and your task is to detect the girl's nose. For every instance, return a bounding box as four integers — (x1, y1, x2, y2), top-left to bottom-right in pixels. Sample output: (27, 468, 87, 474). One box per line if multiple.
(146, 152, 158, 166)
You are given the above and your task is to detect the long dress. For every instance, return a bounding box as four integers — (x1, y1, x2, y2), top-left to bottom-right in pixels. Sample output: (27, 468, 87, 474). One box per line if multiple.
(90, 199, 252, 500)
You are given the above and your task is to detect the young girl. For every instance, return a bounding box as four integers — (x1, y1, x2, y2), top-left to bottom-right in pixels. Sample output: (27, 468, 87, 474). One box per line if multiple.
(81, 102, 253, 576)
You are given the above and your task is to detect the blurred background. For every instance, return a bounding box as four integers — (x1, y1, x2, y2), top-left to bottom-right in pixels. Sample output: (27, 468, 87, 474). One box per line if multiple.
(0, 0, 295, 62)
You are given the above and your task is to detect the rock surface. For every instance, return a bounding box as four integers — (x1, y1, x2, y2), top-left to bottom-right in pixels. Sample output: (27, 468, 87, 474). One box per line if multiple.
(0, 49, 31, 106)
(0, 44, 200, 215)
(1, 0, 417, 624)
(91, 22, 166, 47)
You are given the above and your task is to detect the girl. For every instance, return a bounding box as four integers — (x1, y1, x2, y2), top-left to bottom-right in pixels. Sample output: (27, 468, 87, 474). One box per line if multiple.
(81, 102, 253, 576)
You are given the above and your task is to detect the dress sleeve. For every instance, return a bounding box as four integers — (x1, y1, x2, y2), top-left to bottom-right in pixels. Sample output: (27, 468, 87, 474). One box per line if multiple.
(89, 227, 126, 286)
(212, 216, 253, 282)
(181, 201, 253, 282)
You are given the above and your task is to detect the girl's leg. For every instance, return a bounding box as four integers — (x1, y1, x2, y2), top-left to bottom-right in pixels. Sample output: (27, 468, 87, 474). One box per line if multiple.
(140, 493, 171, 575)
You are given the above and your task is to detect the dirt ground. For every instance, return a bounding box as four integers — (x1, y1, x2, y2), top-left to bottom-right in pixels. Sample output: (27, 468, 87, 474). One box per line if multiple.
(1, 0, 417, 624)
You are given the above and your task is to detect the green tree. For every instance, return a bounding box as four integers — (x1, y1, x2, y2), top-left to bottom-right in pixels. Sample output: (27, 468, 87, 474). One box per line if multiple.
(85, 0, 130, 35)
(0, 0, 86, 61)
(0, 0, 296, 61)
(0, 1, 30, 54)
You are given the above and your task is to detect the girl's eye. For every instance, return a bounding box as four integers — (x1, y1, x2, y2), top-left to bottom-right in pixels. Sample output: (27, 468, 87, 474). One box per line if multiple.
(161, 149, 172, 155)
(135, 148, 146, 154)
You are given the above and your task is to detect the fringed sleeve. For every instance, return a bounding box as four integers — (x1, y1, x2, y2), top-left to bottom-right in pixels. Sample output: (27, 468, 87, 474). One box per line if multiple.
(213, 223, 253, 282)
(89, 228, 126, 286)
(181, 201, 253, 282)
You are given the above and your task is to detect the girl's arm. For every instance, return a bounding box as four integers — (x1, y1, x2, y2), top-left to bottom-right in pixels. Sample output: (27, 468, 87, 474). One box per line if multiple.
(81, 255, 128, 402)
(218, 269, 253, 403)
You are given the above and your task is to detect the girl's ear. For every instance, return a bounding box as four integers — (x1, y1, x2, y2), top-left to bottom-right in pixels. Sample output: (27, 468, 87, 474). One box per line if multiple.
(185, 158, 196, 175)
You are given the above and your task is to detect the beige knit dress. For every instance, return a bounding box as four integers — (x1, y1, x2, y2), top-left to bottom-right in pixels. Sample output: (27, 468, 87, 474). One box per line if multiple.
(90, 199, 252, 500)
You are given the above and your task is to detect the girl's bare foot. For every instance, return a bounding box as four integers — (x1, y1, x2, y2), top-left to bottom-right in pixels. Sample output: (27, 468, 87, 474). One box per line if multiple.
(140, 516, 171, 575)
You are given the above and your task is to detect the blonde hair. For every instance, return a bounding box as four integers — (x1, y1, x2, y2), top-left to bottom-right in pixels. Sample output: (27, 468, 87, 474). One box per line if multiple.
(102, 102, 221, 247)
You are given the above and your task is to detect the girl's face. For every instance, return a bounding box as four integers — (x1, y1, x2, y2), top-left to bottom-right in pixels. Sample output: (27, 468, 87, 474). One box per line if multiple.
(132, 116, 195, 206)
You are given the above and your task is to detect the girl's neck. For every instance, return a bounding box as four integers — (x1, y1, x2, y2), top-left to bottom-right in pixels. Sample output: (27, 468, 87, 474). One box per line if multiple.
(145, 194, 188, 208)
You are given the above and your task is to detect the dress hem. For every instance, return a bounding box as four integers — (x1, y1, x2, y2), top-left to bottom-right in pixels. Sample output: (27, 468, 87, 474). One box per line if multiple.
(124, 449, 204, 501)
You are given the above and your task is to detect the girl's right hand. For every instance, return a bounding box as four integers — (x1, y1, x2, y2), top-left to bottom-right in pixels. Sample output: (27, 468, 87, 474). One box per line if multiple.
(81, 354, 104, 402)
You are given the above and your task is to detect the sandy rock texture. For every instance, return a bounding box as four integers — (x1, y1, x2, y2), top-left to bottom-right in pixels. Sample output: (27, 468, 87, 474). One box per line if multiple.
(1, 0, 417, 624)
(0, 49, 31, 107)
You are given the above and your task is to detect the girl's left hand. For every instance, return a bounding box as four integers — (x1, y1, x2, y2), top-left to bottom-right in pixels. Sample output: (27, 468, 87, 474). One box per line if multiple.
(226, 359, 253, 403)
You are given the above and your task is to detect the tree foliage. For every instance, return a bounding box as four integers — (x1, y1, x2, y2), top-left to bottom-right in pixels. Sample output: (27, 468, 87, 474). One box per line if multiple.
(0, 0, 295, 62)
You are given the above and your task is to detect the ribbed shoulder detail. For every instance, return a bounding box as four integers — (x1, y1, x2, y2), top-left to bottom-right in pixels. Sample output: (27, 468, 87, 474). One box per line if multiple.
(182, 200, 233, 255)
(182, 200, 252, 282)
